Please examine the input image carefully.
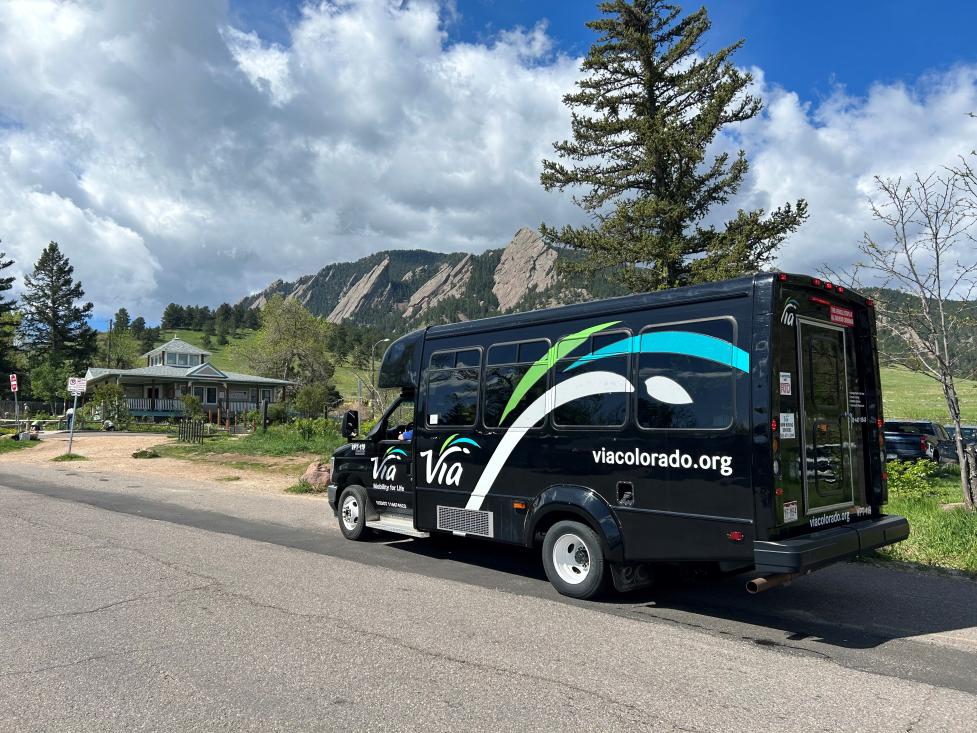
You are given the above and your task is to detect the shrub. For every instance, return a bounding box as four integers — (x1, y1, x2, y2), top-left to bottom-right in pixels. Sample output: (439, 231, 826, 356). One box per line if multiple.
(886, 459, 942, 501)
(182, 394, 204, 420)
(266, 402, 288, 424)
(83, 383, 131, 429)
(286, 479, 326, 494)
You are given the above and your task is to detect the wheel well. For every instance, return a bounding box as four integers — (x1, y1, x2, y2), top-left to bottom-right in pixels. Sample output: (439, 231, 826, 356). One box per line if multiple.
(531, 511, 602, 549)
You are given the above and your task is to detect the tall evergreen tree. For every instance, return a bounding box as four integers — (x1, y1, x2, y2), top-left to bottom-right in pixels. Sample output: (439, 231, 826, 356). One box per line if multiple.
(112, 307, 131, 333)
(0, 242, 17, 377)
(130, 316, 146, 339)
(540, 0, 807, 291)
(161, 303, 185, 330)
(18, 242, 97, 372)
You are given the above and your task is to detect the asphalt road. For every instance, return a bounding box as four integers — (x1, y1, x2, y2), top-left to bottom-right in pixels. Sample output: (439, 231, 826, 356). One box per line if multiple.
(1, 463, 976, 731)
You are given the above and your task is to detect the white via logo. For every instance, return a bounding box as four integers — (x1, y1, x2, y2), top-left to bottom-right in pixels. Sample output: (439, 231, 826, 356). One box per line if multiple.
(781, 298, 798, 327)
(372, 447, 407, 481)
(421, 435, 480, 487)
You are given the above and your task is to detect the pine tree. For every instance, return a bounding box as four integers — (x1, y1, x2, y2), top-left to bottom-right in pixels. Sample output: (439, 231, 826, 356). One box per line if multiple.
(161, 303, 184, 330)
(18, 242, 97, 373)
(0, 242, 17, 377)
(130, 316, 146, 339)
(112, 307, 131, 333)
(540, 0, 807, 291)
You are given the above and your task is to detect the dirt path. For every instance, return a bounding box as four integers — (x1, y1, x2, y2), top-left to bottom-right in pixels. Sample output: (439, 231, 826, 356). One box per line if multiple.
(0, 433, 313, 494)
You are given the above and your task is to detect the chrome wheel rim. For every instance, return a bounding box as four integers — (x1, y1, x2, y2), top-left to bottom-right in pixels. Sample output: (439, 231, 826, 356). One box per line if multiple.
(552, 532, 591, 585)
(341, 495, 360, 531)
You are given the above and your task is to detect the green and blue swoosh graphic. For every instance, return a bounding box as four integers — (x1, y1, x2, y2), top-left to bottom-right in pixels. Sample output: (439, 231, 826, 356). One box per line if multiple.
(498, 323, 749, 425)
(564, 331, 750, 373)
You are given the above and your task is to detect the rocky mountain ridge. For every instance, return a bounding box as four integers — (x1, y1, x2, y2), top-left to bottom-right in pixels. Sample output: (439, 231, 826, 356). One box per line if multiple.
(241, 227, 625, 331)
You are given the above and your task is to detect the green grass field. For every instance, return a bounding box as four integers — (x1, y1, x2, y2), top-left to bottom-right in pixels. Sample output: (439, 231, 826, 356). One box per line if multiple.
(878, 465, 977, 574)
(0, 438, 38, 455)
(880, 367, 977, 422)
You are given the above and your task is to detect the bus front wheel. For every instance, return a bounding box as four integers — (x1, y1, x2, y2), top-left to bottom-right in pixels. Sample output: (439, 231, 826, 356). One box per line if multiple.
(338, 486, 369, 541)
(542, 520, 607, 599)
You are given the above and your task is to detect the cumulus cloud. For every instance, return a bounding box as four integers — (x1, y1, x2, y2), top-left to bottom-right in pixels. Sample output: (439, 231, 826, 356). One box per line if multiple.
(0, 0, 974, 322)
(733, 66, 977, 276)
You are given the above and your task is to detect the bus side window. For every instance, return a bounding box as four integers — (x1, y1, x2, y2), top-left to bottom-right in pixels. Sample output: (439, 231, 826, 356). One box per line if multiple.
(635, 317, 736, 431)
(552, 329, 631, 429)
(483, 339, 549, 429)
(426, 349, 481, 428)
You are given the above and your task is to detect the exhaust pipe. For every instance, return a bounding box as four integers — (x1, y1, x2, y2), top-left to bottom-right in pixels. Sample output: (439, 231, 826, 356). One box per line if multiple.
(746, 572, 800, 594)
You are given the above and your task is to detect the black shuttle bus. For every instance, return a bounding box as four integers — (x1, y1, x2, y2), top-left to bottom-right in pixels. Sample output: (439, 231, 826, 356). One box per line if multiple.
(327, 273, 909, 599)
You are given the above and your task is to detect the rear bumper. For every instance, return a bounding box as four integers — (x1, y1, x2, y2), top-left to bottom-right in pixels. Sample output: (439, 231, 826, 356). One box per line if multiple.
(753, 514, 910, 574)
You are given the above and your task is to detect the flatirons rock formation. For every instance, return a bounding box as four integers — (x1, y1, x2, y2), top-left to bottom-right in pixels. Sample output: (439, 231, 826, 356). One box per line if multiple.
(240, 228, 625, 330)
(492, 228, 558, 311)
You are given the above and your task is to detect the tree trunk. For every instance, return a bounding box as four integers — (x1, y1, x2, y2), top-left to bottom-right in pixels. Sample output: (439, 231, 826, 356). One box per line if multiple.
(964, 445, 977, 511)
(943, 375, 977, 509)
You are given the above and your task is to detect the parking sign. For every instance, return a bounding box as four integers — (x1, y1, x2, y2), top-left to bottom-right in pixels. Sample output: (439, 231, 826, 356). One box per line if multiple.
(67, 377, 87, 395)
(8, 374, 16, 393)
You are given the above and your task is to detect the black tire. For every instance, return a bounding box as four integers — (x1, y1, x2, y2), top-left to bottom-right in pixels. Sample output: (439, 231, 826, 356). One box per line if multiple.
(541, 520, 608, 599)
(338, 486, 369, 540)
(932, 451, 940, 464)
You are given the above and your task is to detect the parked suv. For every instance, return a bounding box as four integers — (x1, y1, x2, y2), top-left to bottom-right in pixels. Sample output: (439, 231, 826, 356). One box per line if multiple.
(945, 424, 977, 447)
(884, 420, 955, 463)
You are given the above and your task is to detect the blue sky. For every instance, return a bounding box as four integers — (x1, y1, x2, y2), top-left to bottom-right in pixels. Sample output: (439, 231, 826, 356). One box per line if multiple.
(234, 0, 977, 104)
(1, 0, 975, 325)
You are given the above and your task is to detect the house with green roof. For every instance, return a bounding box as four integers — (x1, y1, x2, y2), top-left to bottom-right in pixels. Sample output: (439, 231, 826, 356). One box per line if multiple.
(85, 338, 292, 420)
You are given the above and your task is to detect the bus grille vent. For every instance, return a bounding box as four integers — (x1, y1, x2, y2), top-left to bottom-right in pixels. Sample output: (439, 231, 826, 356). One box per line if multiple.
(437, 506, 494, 537)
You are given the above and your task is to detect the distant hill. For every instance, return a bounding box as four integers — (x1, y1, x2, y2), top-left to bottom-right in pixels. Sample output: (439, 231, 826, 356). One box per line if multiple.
(868, 287, 977, 378)
(239, 228, 627, 331)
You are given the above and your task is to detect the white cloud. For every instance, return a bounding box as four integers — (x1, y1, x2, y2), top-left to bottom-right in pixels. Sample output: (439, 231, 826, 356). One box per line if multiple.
(734, 66, 977, 277)
(0, 0, 974, 322)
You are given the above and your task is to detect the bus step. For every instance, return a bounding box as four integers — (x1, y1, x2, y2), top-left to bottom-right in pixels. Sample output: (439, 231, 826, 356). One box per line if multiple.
(366, 514, 429, 539)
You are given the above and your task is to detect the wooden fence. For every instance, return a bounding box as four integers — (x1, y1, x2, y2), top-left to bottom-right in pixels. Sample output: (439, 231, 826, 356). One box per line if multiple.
(178, 419, 204, 444)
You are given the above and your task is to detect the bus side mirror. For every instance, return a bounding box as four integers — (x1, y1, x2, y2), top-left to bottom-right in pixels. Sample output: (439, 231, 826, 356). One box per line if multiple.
(341, 410, 359, 440)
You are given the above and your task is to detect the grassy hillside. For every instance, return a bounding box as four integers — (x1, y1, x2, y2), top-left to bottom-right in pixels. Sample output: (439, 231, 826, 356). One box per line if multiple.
(156, 328, 365, 398)
(156, 329, 255, 373)
(881, 367, 977, 423)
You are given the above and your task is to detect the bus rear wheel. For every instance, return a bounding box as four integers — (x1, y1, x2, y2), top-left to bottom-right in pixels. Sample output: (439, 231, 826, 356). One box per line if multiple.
(542, 520, 607, 599)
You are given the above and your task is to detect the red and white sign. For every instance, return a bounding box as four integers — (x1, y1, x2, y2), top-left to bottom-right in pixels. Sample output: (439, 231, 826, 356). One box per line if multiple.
(67, 377, 87, 395)
(8, 374, 17, 393)
(830, 305, 855, 327)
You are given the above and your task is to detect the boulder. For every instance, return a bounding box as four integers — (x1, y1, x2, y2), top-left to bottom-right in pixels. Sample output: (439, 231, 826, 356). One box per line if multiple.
(301, 459, 333, 489)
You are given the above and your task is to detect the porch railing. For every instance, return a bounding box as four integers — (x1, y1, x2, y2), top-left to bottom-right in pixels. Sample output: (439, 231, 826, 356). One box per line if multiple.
(124, 398, 262, 415)
(127, 398, 183, 413)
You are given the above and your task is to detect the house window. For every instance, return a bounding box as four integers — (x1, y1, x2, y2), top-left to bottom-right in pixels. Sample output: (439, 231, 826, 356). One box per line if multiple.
(177, 353, 189, 366)
(166, 353, 179, 366)
(193, 387, 218, 404)
(260, 388, 273, 403)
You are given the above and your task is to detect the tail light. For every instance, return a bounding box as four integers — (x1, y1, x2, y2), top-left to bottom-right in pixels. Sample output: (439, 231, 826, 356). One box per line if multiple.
(920, 436, 928, 452)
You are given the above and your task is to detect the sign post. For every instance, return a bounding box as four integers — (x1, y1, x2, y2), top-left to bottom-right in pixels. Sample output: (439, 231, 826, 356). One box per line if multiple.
(66, 377, 87, 456)
(9, 374, 18, 436)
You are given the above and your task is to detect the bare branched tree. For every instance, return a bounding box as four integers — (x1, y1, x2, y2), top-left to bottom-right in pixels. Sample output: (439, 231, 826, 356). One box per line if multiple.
(827, 168, 977, 509)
